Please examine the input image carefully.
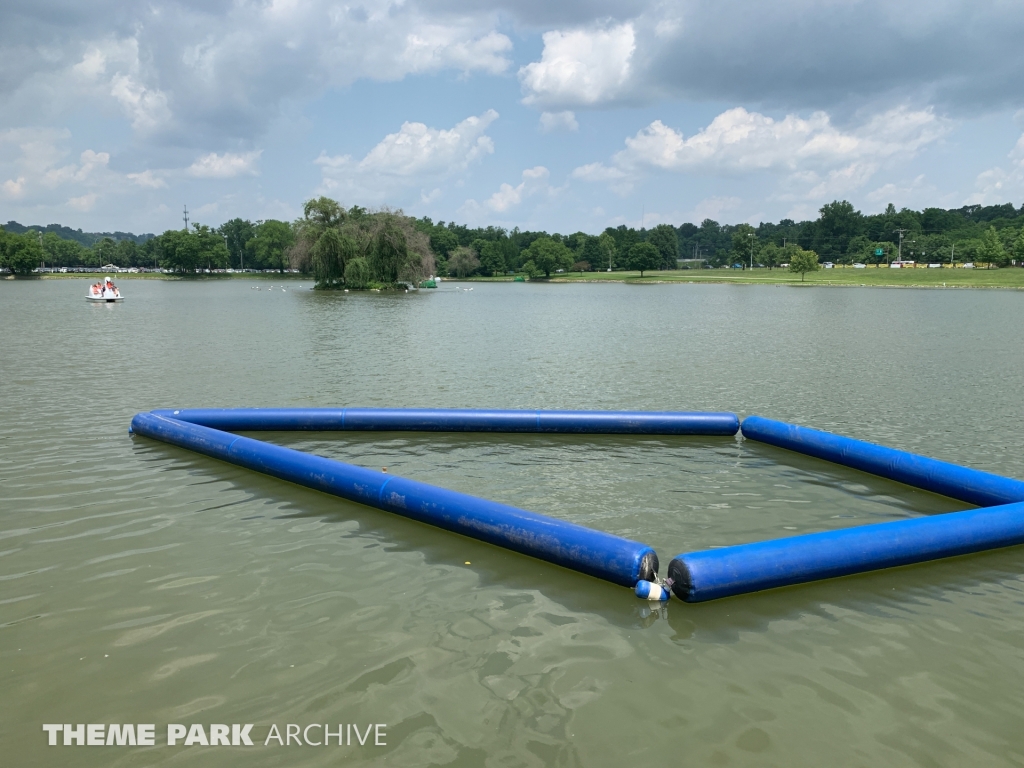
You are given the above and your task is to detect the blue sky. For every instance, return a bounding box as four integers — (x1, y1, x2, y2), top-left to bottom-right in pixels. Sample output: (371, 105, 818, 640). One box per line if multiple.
(2, 0, 1024, 235)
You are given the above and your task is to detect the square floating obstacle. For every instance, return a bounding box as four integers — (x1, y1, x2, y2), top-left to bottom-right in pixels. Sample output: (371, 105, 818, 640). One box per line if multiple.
(128, 409, 1024, 603)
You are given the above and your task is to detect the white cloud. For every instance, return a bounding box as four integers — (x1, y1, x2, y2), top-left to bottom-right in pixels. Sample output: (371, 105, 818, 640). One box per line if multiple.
(400, 29, 512, 75)
(691, 196, 742, 222)
(520, 24, 635, 107)
(71, 38, 171, 133)
(965, 133, 1024, 205)
(110, 73, 171, 132)
(188, 150, 262, 178)
(574, 106, 949, 201)
(68, 192, 98, 211)
(539, 111, 579, 133)
(2, 176, 26, 198)
(865, 174, 929, 205)
(362, 110, 497, 177)
(2, 4, 514, 146)
(127, 169, 167, 189)
(459, 166, 559, 221)
(571, 163, 628, 182)
(0, 127, 166, 215)
(316, 111, 498, 200)
(484, 166, 551, 212)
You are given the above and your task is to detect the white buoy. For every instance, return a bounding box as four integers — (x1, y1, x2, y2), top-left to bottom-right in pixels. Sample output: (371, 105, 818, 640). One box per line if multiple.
(635, 580, 670, 601)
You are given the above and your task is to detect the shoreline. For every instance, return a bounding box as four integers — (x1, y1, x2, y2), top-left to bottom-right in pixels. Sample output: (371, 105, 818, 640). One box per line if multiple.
(460, 268, 1024, 291)
(6, 269, 1024, 290)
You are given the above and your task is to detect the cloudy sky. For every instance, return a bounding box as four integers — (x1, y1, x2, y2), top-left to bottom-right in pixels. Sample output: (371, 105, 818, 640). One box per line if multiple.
(3, 0, 1024, 235)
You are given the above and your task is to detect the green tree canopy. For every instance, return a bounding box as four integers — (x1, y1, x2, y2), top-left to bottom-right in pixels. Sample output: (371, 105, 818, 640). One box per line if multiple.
(731, 224, 757, 269)
(472, 238, 506, 276)
(646, 224, 679, 269)
(246, 220, 294, 272)
(447, 246, 480, 277)
(1014, 230, 1024, 263)
(978, 226, 1009, 267)
(295, 199, 434, 289)
(0, 228, 43, 274)
(626, 242, 661, 277)
(788, 247, 820, 281)
(577, 235, 604, 271)
(344, 257, 371, 289)
(598, 232, 617, 270)
(815, 200, 863, 260)
(219, 218, 255, 269)
(524, 237, 573, 277)
(760, 243, 782, 270)
(311, 229, 355, 289)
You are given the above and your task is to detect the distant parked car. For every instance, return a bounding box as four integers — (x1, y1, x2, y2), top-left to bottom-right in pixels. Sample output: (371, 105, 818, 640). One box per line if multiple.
(853, 263, 866, 269)
(823, 262, 834, 268)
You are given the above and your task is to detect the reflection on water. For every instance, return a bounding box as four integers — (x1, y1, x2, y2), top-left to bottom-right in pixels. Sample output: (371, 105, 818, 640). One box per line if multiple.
(3, 278, 1024, 766)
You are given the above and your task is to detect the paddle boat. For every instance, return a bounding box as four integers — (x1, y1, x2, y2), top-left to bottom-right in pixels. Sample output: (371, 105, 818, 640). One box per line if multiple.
(86, 278, 124, 303)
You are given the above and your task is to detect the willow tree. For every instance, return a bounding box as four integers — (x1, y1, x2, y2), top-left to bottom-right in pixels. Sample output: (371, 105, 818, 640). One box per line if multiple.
(370, 218, 407, 284)
(294, 197, 436, 289)
(311, 229, 356, 289)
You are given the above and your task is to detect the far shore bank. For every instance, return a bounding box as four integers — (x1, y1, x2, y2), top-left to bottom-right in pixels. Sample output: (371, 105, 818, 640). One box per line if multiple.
(461, 267, 1024, 290)
(6, 266, 1024, 290)
(26, 271, 307, 281)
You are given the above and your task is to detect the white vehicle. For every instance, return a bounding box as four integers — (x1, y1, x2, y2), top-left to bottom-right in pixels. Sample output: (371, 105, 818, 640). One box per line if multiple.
(823, 262, 834, 268)
(962, 263, 975, 269)
(853, 263, 866, 269)
(86, 278, 124, 303)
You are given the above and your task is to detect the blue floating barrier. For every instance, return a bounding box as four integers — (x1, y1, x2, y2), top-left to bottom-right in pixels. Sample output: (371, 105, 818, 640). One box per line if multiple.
(150, 408, 740, 436)
(664, 415, 1024, 602)
(131, 412, 660, 587)
(668, 501, 1024, 602)
(741, 416, 1024, 507)
(133, 407, 1024, 603)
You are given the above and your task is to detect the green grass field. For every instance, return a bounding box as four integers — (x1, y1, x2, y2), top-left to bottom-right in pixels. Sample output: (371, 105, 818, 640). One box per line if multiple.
(505, 266, 1024, 289)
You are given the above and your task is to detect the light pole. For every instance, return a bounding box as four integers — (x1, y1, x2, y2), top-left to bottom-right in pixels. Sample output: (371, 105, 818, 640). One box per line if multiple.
(747, 233, 754, 270)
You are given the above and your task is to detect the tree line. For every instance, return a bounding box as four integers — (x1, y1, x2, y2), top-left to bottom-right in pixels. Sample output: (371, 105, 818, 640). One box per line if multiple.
(4, 198, 1024, 278)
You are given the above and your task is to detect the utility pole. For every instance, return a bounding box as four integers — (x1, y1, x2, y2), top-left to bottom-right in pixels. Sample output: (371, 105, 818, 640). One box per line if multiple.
(183, 205, 190, 231)
(894, 228, 909, 263)
(950, 243, 955, 266)
(748, 233, 754, 270)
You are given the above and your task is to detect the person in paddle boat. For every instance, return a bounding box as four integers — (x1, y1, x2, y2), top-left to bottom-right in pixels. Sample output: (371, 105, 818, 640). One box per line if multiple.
(103, 278, 120, 298)
(90, 282, 102, 297)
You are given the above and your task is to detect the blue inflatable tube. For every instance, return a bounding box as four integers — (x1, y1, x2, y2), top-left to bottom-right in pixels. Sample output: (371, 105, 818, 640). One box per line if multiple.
(150, 408, 739, 436)
(668, 500, 1024, 602)
(742, 416, 1024, 508)
(131, 412, 658, 587)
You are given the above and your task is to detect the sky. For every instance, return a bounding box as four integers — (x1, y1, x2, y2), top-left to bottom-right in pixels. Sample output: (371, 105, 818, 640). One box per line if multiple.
(3, 0, 1024, 235)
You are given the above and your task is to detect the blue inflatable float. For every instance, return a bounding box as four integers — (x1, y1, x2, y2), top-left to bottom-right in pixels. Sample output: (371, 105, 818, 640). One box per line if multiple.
(667, 416, 1024, 602)
(131, 408, 739, 588)
(130, 408, 1024, 601)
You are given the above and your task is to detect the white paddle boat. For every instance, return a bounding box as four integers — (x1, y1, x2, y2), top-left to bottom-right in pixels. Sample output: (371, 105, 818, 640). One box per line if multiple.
(86, 278, 124, 303)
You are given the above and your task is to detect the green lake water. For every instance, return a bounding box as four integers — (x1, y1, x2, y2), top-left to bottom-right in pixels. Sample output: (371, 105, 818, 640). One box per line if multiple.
(3, 278, 1024, 766)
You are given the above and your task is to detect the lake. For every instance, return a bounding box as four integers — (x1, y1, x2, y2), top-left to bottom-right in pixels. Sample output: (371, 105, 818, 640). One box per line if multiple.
(3, 278, 1024, 766)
